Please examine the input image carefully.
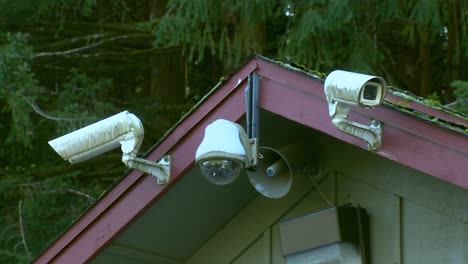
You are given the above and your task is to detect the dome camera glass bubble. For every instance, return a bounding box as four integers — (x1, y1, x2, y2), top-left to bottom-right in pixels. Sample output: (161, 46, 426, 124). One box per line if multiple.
(200, 160, 242, 185)
(363, 84, 378, 100)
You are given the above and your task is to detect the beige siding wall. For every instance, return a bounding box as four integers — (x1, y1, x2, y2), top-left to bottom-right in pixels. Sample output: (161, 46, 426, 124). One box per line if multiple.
(187, 140, 468, 264)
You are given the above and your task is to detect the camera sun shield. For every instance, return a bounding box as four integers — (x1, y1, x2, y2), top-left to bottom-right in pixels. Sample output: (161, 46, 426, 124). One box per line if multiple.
(324, 70, 387, 107)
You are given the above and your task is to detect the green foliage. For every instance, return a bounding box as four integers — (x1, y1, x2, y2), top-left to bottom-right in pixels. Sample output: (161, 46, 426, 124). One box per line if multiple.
(1, 8, 125, 261)
(150, 0, 394, 70)
(0, 0, 97, 29)
(21, 176, 96, 257)
(148, 0, 277, 65)
(58, 71, 112, 115)
(280, 1, 385, 72)
(0, 0, 191, 261)
(0, 0, 468, 262)
(0, 31, 115, 159)
(53, 70, 115, 133)
(426, 92, 443, 107)
(33, 0, 97, 20)
(450, 80, 468, 114)
(0, 168, 101, 262)
(149, 0, 468, 98)
(0, 33, 37, 147)
(404, 0, 443, 44)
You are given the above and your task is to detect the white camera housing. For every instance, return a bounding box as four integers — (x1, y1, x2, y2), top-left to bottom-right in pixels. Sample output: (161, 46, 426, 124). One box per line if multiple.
(324, 70, 387, 108)
(49, 111, 170, 184)
(49, 111, 143, 163)
(195, 119, 257, 185)
(324, 70, 387, 150)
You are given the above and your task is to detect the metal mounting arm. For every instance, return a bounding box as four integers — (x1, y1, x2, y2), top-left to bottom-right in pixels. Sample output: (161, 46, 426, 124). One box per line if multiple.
(329, 102, 382, 150)
(122, 154, 171, 184)
(245, 72, 261, 167)
(120, 132, 171, 184)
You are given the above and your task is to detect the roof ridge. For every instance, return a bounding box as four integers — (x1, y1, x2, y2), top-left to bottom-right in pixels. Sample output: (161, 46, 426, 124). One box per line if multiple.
(387, 86, 468, 122)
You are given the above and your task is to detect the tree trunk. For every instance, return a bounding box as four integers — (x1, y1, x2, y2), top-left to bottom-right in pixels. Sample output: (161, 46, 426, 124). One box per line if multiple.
(146, 0, 186, 105)
(418, 29, 432, 96)
(148, 47, 186, 104)
(447, 1, 462, 82)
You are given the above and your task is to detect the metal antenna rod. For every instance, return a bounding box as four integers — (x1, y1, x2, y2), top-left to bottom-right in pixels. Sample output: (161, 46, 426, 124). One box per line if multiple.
(245, 75, 253, 138)
(251, 73, 260, 140)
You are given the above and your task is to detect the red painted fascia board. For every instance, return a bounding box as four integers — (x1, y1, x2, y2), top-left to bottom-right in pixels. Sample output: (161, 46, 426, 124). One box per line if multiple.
(255, 58, 468, 188)
(34, 61, 258, 264)
(261, 77, 468, 188)
(385, 93, 468, 126)
(256, 59, 468, 153)
(35, 57, 468, 263)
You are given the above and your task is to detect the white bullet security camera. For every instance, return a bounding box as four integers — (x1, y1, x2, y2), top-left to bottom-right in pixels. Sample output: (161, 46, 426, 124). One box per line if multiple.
(48, 111, 143, 163)
(48, 111, 170, 184)
(324, 70, 387, 108)
(324, 70, 387, 150)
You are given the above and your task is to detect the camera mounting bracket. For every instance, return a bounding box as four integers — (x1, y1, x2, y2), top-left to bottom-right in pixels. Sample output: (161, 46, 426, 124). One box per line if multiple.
(330, 102, 383, 150)
(245, 72, 261, 167)
(122, 153, 171, 184)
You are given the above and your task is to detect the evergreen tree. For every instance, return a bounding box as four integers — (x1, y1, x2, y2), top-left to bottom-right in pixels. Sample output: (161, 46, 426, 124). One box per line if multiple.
(149, 0, 468, 98)
(0, 0, 467, 262)
(0, 0, 187, 262)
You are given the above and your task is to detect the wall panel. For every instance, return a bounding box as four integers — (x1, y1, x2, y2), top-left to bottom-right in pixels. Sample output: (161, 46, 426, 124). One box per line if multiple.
(402, 200, 467, 263)
(187, 143, 468, 264)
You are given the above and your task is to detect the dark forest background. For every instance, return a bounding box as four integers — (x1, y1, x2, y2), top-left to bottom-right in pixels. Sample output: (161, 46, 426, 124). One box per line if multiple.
(0, 0, 467, 262)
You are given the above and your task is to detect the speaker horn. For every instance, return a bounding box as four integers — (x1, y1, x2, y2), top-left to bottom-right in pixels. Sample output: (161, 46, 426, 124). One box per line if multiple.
(247, 143, 309, 199)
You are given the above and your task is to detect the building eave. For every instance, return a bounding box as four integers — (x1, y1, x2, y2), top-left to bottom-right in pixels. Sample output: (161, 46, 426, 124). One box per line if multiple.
(35, 56, 468, 264)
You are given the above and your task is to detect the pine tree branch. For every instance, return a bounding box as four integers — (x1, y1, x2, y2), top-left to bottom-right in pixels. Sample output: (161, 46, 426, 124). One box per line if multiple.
(0, 156, 123, 192)
(64, 188, 96, 201)
(18, 200, 30, 258)
(33, 35, 131, 58)
(445, 99, 468, 108)
(10, 154, 123, 182)
(42, 188, 96, 202)
(80, 167, 127, 179)
(22, 96, 91, 122)
(25, 22, 143, 34)
(62, 46, 181, 58)
(46, 33, 110, 49)
(44, 32, 153, 50)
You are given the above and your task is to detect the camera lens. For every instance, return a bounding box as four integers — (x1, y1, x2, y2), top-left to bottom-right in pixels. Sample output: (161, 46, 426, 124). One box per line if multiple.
(199, 159, 242, 185)
(363, 84, 378, 100)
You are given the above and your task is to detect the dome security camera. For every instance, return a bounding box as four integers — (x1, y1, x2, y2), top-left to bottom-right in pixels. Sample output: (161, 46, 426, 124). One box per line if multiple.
(48, 111, 170, 184)
(324, 70, 388, 150)
(195, 119, 257, 185)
